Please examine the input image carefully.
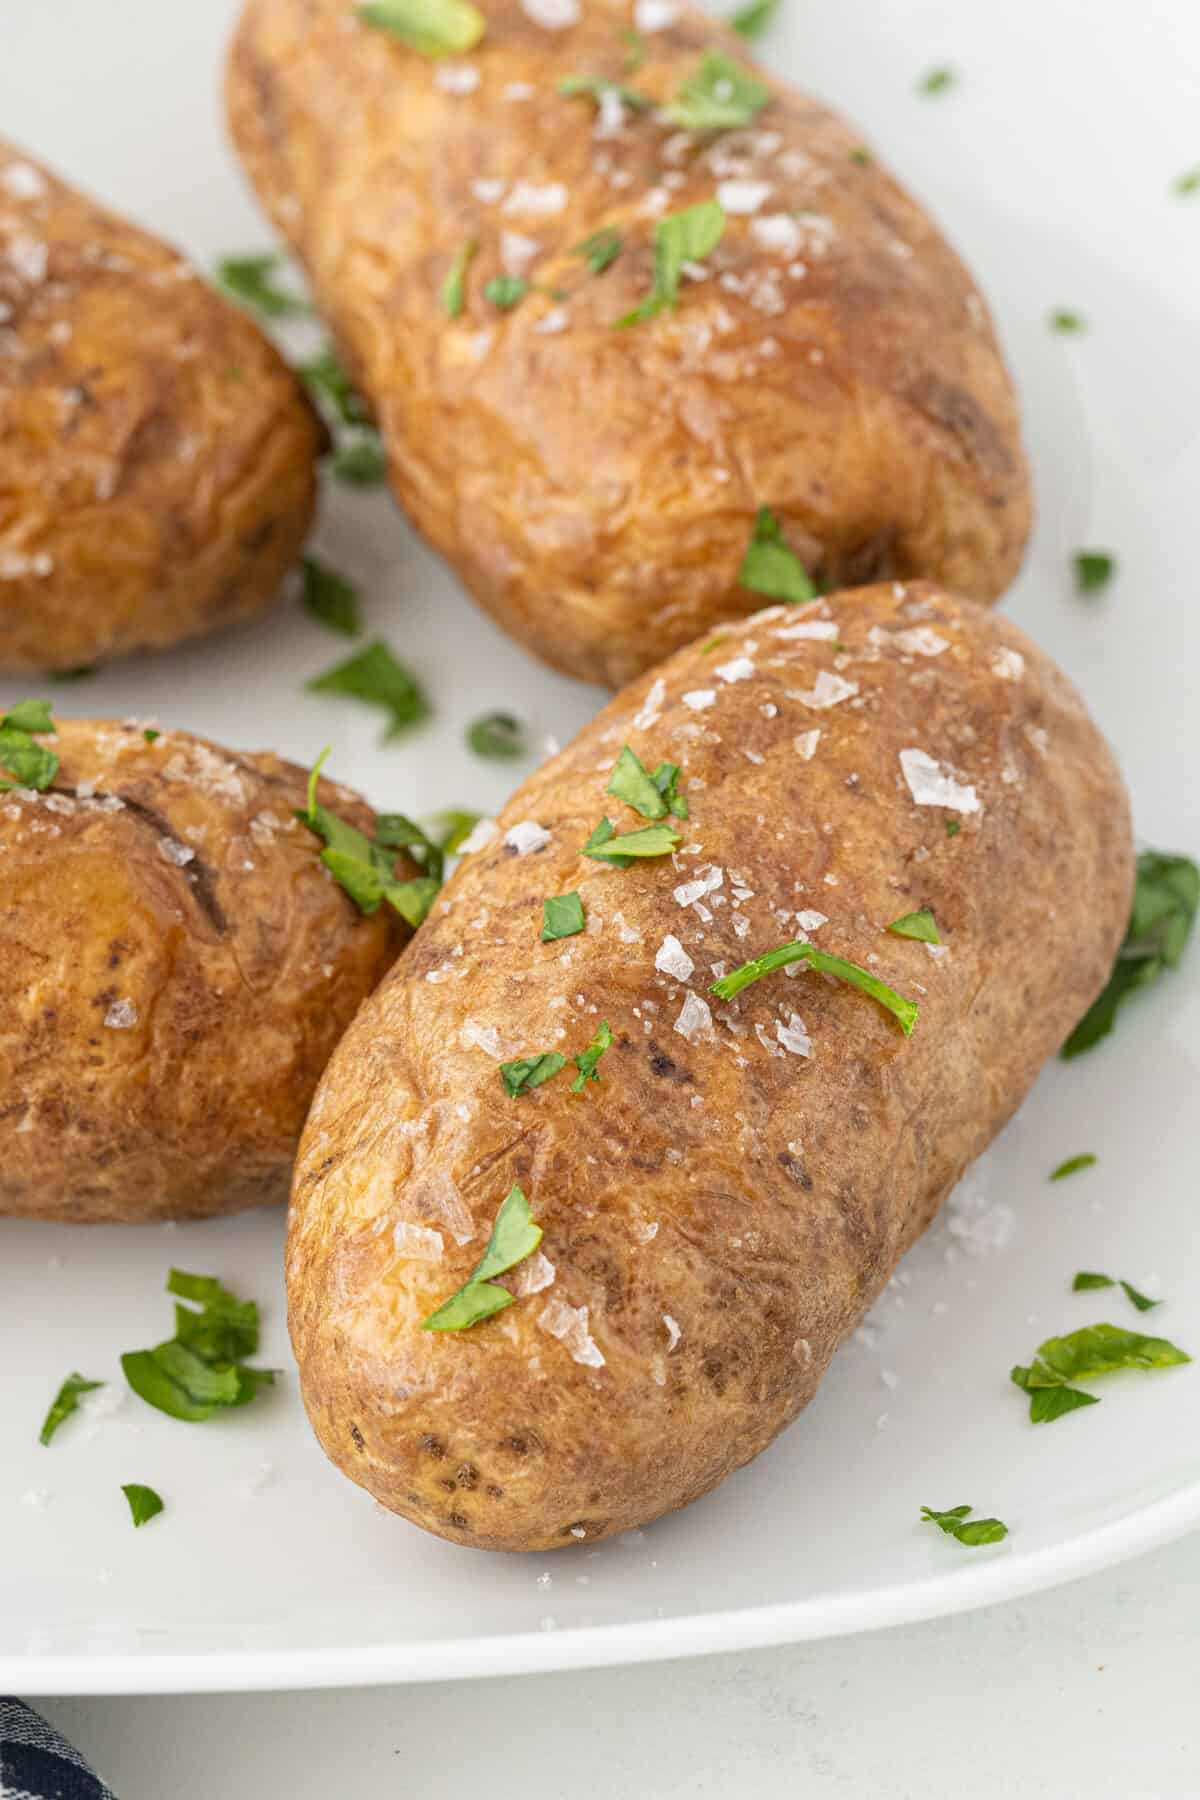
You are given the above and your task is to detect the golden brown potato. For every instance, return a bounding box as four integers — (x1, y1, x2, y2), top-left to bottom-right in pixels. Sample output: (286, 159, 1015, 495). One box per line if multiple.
(0, 141, 321, 672)
(288, 582, 1131, 1551)
(227, 0, 1030, 688)
(0, 717, 407, 1222)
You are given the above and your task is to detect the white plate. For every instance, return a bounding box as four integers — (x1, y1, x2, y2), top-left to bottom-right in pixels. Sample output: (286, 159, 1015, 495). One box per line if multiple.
(2, 0, 1199, 1696)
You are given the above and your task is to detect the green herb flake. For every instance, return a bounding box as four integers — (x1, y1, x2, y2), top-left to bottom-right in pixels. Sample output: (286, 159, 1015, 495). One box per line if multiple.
(730, 0, 780, 40)
(39, 1372, 103, 1447)
(422, 1184, 543, 1331)
(331, 434, 388, 485)
(483, 274, 530, 312)
(308, 639, 429, 738)
(1011, 1321, 1189, 1423)
(886, 908, 939, 945)
(1050, 1152, 1097, 1181)
(122, 1483, 165, 1529)
(650, 760, 688, 820)
(572, 1020, 613, 1092)
(2, 698, 54, 734)
(467, 711, 527, 758)
(848, 145, 872, 166)
(622, 26, 647, 71)
(143, 728, 161, 744)
(559, 74, 651, 111)
(432, 809, 482, 854)
(1062, 849, 1198, 1058)
(216, 252, 309, 319)
(616, 199, 725, 327)
(663, 50, 771, 132)
(944, 819, 961, 838)
(0, 699, 59, 792)
(1172, 166, 1200, 198)
(1074, 550, 1114, 593)
(608, 745, 669, 819)
(499, 1052, 569, 1099)
(301, 557, 361, 637)
(711, 941, 917, 1035)
(441, 238, 478, 318)
(918, 66, 956, 96)
(581, 817, 683, 864)
(573, 226, 624, 276)
(358, 0, 485, 57)
(739, 506, 816, 604)
(297, 344, 371, 427)
(1071, 1272, 1160, 1313)
(1050, 309, 1085, 334)
(542, 891, 586, 941)
(920, 1504, 1008, 1548)
(121, 1269, 275, 1422)
(50, 665, 96, 682)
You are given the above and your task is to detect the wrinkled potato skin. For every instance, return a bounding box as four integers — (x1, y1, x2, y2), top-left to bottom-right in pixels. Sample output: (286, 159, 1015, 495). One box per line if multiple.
(227, 0, 1030, 688)
(289, 583, 1132, 1551)
(0, 142, 321, 672)
(0, 721, 407, 1222)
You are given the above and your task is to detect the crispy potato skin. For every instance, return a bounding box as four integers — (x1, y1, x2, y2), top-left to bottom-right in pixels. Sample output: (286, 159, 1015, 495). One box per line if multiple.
(0, 142, 321, 672)
(0, 721, 406, 1222)
(288, 583, 1132, 1551)
(227, 0, 1030, 687)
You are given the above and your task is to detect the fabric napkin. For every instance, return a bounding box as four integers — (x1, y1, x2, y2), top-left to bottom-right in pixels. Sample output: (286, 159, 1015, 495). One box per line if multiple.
(0, 1699, 116, 1799)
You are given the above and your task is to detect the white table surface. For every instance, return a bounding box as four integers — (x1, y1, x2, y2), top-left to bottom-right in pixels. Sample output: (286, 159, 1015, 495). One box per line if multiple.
(35, 1528, 1199, 1798)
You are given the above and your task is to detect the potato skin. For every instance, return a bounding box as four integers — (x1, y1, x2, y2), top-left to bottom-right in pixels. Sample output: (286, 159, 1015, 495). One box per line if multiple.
(0, 142, 321, 672)
(227, 0, 1030, 687)
(0, 720, 406, 1222)
(289, 582, 1132, 1551)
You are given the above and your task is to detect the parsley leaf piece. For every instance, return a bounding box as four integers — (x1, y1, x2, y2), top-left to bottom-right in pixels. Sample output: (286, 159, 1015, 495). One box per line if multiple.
(1051, 1152, 1097, 1181)
(616, 199, 726, 327)
(1011, 1322, 1189, 1422)
(1074, 550, 1114, 593)
(581, 818, 683, 864)
(441, 238, 478, 317)
(573, 226, 624, 275)
(848, 145, 872, 166)
(216, 252, 309, 319)
(608, 745, 669, 819)
(422, 1184, 543, 1331)
(651, 761, 688, 820)
(739, 506, 817, 603)
(374, 812, 445, 879)
(1050, 309, 1085, 334)
(467, 711, 527, 758)
(432, 809, 482, 854)
(358, 0, 485, 56)
(663, 50, 770, 131)
(711, 941, 918, 1035)
(39, 1372, 103, 1447)
(301, 557, 361, 637)
(1121, 1281, 1161, 1314)
(2, 698, 54, 734)
(499, 1052, 568, 1098)
(559, 74, 651, 110)
(0, 703, 59, 790)
(730, 0, 780, 40)
(121, 1269, 275, 1422)
(143, 728, 161, 744)
(1172, 166, 1200, 198)
(1072, 1271, 1115, 1292)
(918, 65, 956, 96)
(297, 345, 372, 427)
(308, 639, 429, 738)
(385, 876, 441, 927)
(920, 1504, 1008, 1548)
(483, 274, 530, 311)
(572, 1020, 613, 1092)
(331, 434, 388, 485)
(542, 892, 586, 941)
(887, 908, 939, 945)
(1062, 849, 1199, 1058)
(122, 1484, 165, 1529)
(1016, 1375, 1101, 1424)
(622, 26, 647, 71)
(122, 1341, 245, 1421)
(944, 819, 961, 838)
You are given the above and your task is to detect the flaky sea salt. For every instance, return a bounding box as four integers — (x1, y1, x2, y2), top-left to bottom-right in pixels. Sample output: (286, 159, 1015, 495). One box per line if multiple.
(990, 646, 1025, 681)
(776, 1013, 812, 1056)
(655, 934, 695, 981)
(459, 1018, 503, 1056)
(157, 837, 195, 867)
(682, 689, 716, 711)
(799, 670, 858, 709)
(793, 729, 821, 760)
(458, 817, 498, 854)
(673, 865, 723, 908)
(634, 677, 666, 731)
(502, 181, 568, 216)
(716, 179, 772, 215)
(520, 0, 579, 23)
(899, 748, 980, 814)
(104, 999, 138, 1030)
(393, 1221, 444, 1262)
(504, 820, 550, 854)
(538, 1298, 605, 1367)
(715, 656, 755, 684)
(890, 627, 948, 656)
(500, 229, 539, 273)
(674, 992, 713, 1043)
(434, 62, 480, 92)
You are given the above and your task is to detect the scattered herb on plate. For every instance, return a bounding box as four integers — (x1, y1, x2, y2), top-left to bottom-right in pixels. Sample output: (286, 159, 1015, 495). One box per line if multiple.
(848, 145, 872, 166)
(1011, 1321, 1189, 1422)
(1049, 309, 1085, 333)
(431, 809, 482, 854)
(422, 1184, 542, 1331)
(944, 819, 961, 838)
(297, 344, 372, 427)
(39, 1372, 103, 1447)
(121, 1270, 276, 1422)
(739, 507, 817, 604)
(300, 750, 442, 927)
(216, 252, 309, 319)
(920, 1504, 1008, 1548)
(663, 50, 770, 131)
(143, 728, 161, 744)
(887, 908, 939, 944)
(1072, 1273, 1161, 1313)
(358, 0, 485, 57)
(616, 199, 725, 328)
(1073, 550, 1114, 593)
(1061, 849, 1198, 1057)
(542, 892, 586, 941)
(711, 941, 918, 1035)
(730, 0, 780, 40)
(918, 66, 956, 96)
(301, 557, 361, 637)
(1172, 166, 1200, 197)
(483, 274, 530, 311)
(1049, 1152, 1097, 1181)
(121, 1484, 165, 1529)
(330, 435, 388, 485)
(307, 640, 429, 737)
(467, 711, 527, 758)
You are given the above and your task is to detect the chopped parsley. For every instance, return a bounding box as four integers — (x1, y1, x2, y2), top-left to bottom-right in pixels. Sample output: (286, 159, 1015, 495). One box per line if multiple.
(301, 557, 361, 637)
(121, 1484, 165, 1529)
(1061, 849, 1198, 1057)
(542, 892, 586, 941)
(467, 711, 527, 758)
(299, 749, 442, 926)
(0, 699, 58, 792)
(920, 1504, 1008, 1548)
(572, 1020, 612, 1091)
(1072, 1273, 1161, 1313)
(216, 252, 309, 319)
(730, 0, 780, 40)
(431, 809, 482, 854)
(582, 818, 682, 863)
(50, 665, 96, 682)
(483, 275, 530, 311)
(1011, 1321, 1190, 1423)
(848, 145, 872, 166)
(616, 199, 725, 328)
(422, 1184, 542, 1331)
(739, 507, 816, 603)
(622, 26, 647, 71)
(1049, 309, 1085, 334)
(944, 819, 961, 838)
(331, 435, 388, 485)
(358, 0, 485, 56)
(918, 66, 956, 96)
(573, 226, 624, 275)
(606, 745, 687, 821)
(441, 239, 478, 318)
(121, 1270, 276, 1422)
(711, 942, 918, 1035)
(559, 74, 650, 111)
(663, 50, 770, 131)
(39, 1372, 103, 1447)
(500, 1051, 568, 1098)
(1049, 1152, 1096, 1181)
(886, 908, 939, 944)
(1172, 166, 1200, 198)
(1074, 550, 1114, 593)
(297, 344, 372, 427)
(143, 728, 161, 744)
(307, 639, 429, 737)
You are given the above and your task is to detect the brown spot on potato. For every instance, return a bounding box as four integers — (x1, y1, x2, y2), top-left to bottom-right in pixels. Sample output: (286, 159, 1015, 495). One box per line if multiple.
(419, 1433, 445, 1460)
(349, 1423, 365, 1451)
(447, 1511, 470, 1531)
(456, 1463, 479, 1490)
(648, 1043, 692, 1084)
(778, 1151, 814, 1190)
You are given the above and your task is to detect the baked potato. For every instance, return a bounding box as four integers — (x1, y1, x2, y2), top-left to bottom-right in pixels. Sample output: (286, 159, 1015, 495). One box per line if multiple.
(287, 580, 1132, 1551)
(0, 140, 321, 673)
(227, 0, 1031, 687)
(0, 713, 408, 1222)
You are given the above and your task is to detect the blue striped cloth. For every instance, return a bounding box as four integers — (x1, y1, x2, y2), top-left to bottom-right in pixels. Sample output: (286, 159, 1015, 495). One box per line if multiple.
(0, 1699, 116, 1799)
